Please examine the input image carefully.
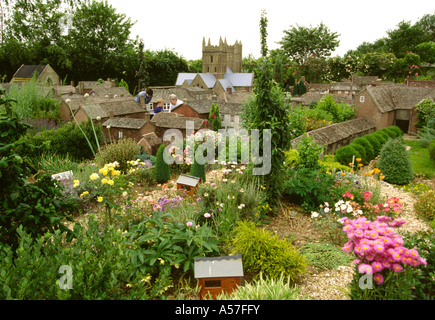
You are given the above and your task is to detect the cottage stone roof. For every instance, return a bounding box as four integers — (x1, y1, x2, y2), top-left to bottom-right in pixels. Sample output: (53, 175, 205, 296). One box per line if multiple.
(76, 98, 145, 119)
(91, 86, 132, 98)
(102, 117, 147, 129)
(150, 112, 204, 129)
(13, 65, 46, 79)
(301, 93, 352, 106)
(364, 85, 435, 113)
(291, 118, 376, 151)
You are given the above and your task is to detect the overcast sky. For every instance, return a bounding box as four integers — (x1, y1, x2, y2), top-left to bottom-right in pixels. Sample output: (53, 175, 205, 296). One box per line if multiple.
(108, 0, 434, 61)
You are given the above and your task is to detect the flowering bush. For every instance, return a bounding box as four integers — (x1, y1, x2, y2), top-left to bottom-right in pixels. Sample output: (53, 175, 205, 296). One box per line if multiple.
(342, 216, 427, 299)
(74, 161, 130, 224)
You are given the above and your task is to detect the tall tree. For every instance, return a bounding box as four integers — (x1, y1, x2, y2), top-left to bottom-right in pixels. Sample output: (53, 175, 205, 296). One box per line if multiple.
(66, 0, 136, 82)
(279, 22, 340, 64)
(241, 10, 292, 211)
(144, 49, 189, 86)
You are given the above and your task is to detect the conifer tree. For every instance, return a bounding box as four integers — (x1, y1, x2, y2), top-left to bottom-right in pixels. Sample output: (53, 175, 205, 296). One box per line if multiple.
(155, 144, 170, 183)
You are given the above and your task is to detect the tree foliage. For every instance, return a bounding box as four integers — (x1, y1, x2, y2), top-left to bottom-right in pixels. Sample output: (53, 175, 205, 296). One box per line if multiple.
(280, 22, 340, 64)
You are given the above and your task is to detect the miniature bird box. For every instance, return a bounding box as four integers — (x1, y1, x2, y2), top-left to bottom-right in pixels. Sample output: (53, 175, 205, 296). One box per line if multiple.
(194, 255, 243, 300)
(176, 174, 201, 198)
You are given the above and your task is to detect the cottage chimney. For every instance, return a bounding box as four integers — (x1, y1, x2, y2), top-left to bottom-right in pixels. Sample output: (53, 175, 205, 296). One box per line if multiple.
(111, 80, 116, 88)
(140, 94, 145, 107)
(145, 111, 150, 122)
(70, 81, 75, 87)
(109, 110, 114, 119)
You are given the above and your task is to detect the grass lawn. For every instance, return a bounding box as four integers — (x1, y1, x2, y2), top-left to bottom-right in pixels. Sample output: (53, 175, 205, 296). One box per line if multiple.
(404, 140, 435, 179)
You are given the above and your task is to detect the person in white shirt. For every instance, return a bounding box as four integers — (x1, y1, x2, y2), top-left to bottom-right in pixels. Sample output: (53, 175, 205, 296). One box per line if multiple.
(168, 94, 183, 112)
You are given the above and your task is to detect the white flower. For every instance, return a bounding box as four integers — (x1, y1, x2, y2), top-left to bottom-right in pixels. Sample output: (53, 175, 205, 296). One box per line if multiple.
(107, 125, 111, 129)
(311, 212, 319, 218)
(84, 93, 89, 98)
(96, 116, 101, 121)
(324, 207, 330, 213)
(65, 99, 71, 104)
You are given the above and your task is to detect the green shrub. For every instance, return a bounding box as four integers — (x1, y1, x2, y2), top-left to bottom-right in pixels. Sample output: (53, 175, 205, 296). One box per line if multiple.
(0, 97, 75, 249)
(284, 149, 299, 168)
(350, 143, 367, 162)
(377, 130, 391, 143)
(295, 134, 324, 170)
(216, 273, 299, 300)
(377, 138, 414, 185)
(351, 137, 375, 162)
(380, 127, 397, 139)
(372, 131, 387, 147)
(414, 189, 435, 221)
(96, 138, 140, 174)
(0, 216, 149, 300)
(334, 145, 362, 166)
(415, 98, 435, 128)
(18, 119, 104, 161)
(401, 230, 435, 300)
(300, 242, 354, 271)
(387, 125, 403, 138)
(365, 134, 382, 156)
(155, 144, 170, 183)
(190, 156, 206, 182)
(320, 155, 350, 173)
(429, 139, 435, 160)
(231, 220, 307, 282)
(283, 168, 339, 211)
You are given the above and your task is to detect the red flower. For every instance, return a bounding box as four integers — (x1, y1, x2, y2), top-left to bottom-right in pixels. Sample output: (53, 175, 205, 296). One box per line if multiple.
(212, 114, 216, 119)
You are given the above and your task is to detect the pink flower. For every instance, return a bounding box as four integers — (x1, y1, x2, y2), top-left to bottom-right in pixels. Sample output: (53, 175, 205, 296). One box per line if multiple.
(374, 273, 384, 285)
(358, 264, 373, 274)
(392, 264, 403, 273)
(204, 213, 211, 218)
(363, 191, 373, 202)
(186, 221, 193, 227)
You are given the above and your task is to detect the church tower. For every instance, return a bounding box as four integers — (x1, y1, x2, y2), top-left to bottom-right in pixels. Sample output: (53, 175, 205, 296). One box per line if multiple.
(202, 37, 243, 79)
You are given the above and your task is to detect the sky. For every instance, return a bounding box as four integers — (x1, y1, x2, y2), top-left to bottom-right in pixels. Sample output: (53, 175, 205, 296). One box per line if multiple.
(108, 0, 434, 61)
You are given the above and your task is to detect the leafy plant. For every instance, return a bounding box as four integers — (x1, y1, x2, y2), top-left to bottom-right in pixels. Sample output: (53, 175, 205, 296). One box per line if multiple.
(414, 189, 435, 221)
(231, 220, 307, 282)
(351, 137, 375, 162)
(155, 144, 170, 183)
(0, 94, 75, 249)
(208, 103, 222, 131)
(300, 242, 354, 271)
(216, 272, 300, 300)
(96, 137, 140, 174)
(334, 145, 362, 166)
(124, 212, 221, 278)
(295, 134, 324, 170)
(377, 138, 414, 185)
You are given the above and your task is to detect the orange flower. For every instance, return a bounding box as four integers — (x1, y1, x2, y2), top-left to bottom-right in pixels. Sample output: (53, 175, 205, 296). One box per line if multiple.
(356, 158, 362, 162)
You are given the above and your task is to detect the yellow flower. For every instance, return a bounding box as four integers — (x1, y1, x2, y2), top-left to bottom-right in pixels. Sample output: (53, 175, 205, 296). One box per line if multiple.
(73, 180, 80, 188)
(90, 173, 100, 180)
(99, 168, 109, 176)
(101, 178, 108, 184)
(97, 196, 103, 202)
(80, 191, 89, 198)
(108, 180, 114, 186)
(112, 170, 121, 176)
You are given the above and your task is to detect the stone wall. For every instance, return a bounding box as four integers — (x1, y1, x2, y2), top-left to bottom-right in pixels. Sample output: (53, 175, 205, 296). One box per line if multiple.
(290, 118, 376, 155)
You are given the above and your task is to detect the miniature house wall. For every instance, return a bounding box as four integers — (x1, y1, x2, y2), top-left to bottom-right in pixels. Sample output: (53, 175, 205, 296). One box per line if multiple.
(194, 255, 243, 300)
(176, 174, 201, 198)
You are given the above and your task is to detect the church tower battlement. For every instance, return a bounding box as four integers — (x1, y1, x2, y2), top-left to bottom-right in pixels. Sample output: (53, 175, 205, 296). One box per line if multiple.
(202, 37, 242, 79)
